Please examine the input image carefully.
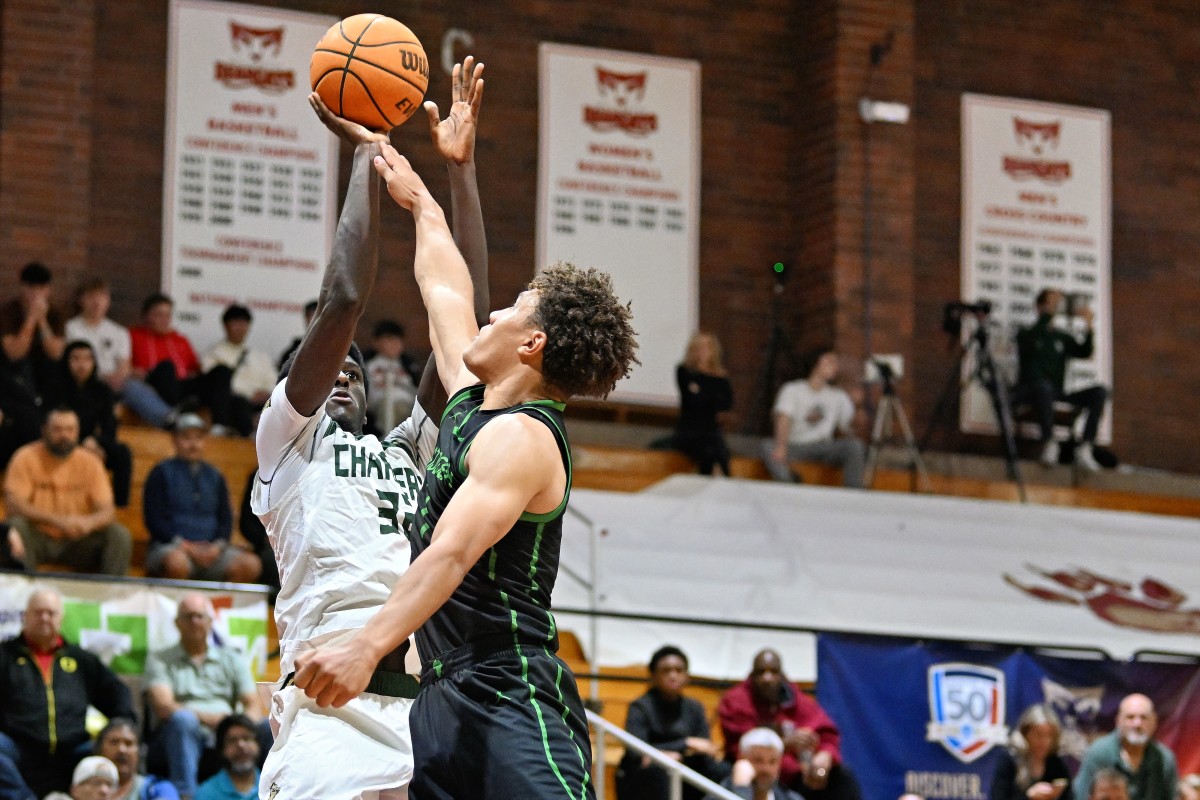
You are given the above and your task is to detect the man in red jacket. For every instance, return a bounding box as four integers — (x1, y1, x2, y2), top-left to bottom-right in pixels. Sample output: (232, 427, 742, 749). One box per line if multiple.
(718, 648, 860, 800)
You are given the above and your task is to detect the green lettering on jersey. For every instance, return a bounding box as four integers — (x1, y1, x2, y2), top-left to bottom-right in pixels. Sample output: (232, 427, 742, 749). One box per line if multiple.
(376, 490, 401, 535)
(333, 444, 350, 477)
(427, 448, 452, 483)
(350, 446, 368, 478)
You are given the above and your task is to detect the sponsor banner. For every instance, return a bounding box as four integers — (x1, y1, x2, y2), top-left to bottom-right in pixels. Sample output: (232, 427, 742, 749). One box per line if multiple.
(163, 0, 338, 360)
(816, 634, 1200, 800)
(960, 94, 1112, 442)
(555, 476, 1200, 683)
(0, 573, 270, 680)
(537, 43, 700, 404)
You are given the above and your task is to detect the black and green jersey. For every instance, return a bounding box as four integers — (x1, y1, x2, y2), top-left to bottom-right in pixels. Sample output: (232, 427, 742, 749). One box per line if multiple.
(409, 384, 572, 666)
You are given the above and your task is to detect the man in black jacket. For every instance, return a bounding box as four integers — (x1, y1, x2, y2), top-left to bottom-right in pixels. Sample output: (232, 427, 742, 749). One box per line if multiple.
(0, 586, 134, 797)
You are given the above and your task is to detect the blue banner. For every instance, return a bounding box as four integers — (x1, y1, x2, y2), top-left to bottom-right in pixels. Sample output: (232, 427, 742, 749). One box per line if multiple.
(815, 634, 1200, 800)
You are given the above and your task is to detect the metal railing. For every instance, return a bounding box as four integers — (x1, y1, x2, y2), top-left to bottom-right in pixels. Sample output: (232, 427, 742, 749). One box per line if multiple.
(586, 709, 741, 800)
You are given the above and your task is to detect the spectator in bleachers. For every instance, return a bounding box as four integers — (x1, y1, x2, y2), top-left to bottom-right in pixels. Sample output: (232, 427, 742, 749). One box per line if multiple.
(193, 714, 260, 800)
(95, 718, 179, 800)
(1074, 694, 1177, 800)
(1089, 769, 1130, 800)
(0, 587, 134, 797)
(761, 347, 865, 488)
(276, 299, 317, 371)
(200, 305, 276, 437)
(55, 340, 133, 507)
(703, 728, 804, 800)
(54, 755, 121, 800)
(65, 277, 175, 429)
(130, 294, 236, 432)
(364, 319, 421, 434)
(145, 594, 263, 799)
(0, 262, 66, 466)
(670, 331, 733, 476)
(4, 407, 132, 575)
(237, 470, 279, 598)
(142, 414, 261, 582)
(990, 703, 1070, 800)
(719, 648, 860, 800)
(617, 645, 730, 800)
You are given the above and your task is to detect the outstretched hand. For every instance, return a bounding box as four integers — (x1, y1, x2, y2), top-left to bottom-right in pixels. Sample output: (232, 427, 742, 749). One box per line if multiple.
(372, 142, 432, 212)
(425, 56, 485, 165)
(308, 92, 390, 147)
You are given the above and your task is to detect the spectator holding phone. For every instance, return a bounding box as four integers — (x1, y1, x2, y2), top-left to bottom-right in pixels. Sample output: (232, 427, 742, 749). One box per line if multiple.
(990, 703, 1071, 800)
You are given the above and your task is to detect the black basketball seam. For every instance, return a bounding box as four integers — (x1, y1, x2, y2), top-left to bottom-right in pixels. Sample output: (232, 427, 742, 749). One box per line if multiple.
(311, 66, 345, 91)
(347, 52, 428, 95)
(345, 69, 397, 129)
(338, 16, 379, 118)
(347, 39, 421, 48)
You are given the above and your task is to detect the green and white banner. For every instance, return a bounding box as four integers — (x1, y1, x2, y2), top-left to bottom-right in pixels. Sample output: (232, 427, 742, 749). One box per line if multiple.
(0, 573, 270, 679)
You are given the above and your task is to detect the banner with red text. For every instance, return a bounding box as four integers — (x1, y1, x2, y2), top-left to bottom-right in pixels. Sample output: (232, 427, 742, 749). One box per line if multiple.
(537, 44, 700, 404)
(163, 0, 337, 359)
(960, 95, 1112, 441)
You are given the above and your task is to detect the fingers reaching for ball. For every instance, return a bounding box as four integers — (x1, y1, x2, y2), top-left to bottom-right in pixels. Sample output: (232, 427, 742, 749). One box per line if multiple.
(427, 56, 485, 165)
(309, 92, 390, 147)
(373, 143, 430, 211)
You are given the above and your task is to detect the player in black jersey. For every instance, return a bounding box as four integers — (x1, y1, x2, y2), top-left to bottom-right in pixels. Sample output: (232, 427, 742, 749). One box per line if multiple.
(294, 141, 639, 799)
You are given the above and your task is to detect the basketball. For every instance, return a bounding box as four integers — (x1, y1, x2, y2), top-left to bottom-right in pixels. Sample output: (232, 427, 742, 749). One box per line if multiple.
(310, 14, 429, 131)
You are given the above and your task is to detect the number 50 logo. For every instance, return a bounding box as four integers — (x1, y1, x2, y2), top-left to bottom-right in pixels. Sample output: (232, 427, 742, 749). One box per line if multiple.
(926, 663, 1010, 763)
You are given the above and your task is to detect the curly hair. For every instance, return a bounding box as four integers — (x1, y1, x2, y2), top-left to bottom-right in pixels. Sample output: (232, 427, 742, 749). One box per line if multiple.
(527, 262, 639, 399)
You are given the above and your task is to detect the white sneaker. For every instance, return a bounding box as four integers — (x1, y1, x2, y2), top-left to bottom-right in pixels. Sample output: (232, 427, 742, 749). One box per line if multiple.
(1039, 440, 1060, 467)
(1076, 443, 1102, 472)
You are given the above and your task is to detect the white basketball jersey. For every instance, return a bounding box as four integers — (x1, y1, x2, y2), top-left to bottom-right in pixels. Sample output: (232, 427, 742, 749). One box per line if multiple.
(252, 380, 436, 674)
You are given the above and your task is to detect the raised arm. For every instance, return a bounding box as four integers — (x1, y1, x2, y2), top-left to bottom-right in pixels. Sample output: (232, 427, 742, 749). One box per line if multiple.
(374, 145, 479, 395)
(284, 95, 390, 416)
(415, 57, 489, 416)
(293, 414, 562, 707)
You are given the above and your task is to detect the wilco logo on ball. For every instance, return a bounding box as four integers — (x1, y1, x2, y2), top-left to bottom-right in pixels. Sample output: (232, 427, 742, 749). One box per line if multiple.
(215, 21, 295, 93)
(1002, 117, 1071, 183)
(926, 663, 1010, 763)
(583, 67, 658, 136)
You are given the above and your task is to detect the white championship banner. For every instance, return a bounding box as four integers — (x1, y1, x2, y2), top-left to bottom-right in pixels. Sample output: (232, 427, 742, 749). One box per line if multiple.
(557, 476, 1200, 682)
(163, 0, 338, 360)
(960, 94, 1112, 441)
(0, 573, 270, 680)
(537, 43, 700, 404)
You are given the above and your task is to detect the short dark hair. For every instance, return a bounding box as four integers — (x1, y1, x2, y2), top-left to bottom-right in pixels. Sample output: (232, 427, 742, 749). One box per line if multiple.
(800, 346, 835, 380)
(222, 304, 252, 325)
(20, 262, 52, 286)
(1091, 767, 1128, 794)
(373, 319, 405, 339)
(96, 717, 139, 750)
(215, 713, 258, 752)
(63, 340, 97, 371)
(649, 645, 688, 674)
(76, 276, 109, 296)
(141, 292, 173, 316)
(1035, 288, 1057, 308)
(42, 405, 79, 426)
(278, 341, 370, 398)
(527, 262, 639, 399)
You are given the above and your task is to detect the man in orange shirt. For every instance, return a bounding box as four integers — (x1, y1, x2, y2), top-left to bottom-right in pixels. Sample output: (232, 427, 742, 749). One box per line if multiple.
(4, 407, 132, 575)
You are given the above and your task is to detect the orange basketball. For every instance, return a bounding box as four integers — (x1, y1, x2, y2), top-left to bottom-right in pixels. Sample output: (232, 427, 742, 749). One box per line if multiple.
(310, 14, 429, 131)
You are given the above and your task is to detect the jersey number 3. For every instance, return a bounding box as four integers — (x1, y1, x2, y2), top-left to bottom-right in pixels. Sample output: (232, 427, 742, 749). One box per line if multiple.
(375, 490, 413, 536)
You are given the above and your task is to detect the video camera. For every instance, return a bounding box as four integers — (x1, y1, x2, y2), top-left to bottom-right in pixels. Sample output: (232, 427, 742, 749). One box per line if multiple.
(942, 299, 993, 336)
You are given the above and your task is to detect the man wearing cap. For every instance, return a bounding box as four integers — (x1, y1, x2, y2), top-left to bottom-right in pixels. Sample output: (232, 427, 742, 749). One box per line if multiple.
(0, 587, 134, 797)
(61, 756, 120, 800)
(4, 406, 132, 575)
(142, 414, 260, 582)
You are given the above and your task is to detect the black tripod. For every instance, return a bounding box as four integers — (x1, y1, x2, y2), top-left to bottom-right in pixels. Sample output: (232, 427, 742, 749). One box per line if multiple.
(751, 273, 800, 435)
(919, 318, 1028, 503)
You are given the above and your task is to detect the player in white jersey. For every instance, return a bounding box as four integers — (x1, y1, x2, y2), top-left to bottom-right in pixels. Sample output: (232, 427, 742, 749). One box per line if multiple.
(251, 60, 488, 800)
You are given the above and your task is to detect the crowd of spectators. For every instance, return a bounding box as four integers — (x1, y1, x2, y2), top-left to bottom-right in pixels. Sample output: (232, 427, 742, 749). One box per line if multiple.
(619, 645, 1189, 800)
(1, 588, 265, 800)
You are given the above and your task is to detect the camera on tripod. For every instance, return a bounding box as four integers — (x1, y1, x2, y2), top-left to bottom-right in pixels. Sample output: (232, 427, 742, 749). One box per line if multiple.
(941, 299, 993, 336)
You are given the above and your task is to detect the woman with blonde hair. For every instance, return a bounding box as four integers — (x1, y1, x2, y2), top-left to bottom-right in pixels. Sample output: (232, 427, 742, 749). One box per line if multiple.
(990, 703, 1071, 800)
(669, 331, 733, 475)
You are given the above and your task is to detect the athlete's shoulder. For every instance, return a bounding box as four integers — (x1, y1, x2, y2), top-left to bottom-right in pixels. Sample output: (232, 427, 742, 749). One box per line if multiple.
(441, 383, 486, 423)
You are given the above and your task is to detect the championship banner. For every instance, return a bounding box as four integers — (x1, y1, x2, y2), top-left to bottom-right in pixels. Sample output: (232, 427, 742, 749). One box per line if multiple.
(816, 634, 1200, 800)
(537, 43, 700, 404)
(163, 0, 338, 359)
(0, 573, 270, 680)
(960, 94, 1112, 441)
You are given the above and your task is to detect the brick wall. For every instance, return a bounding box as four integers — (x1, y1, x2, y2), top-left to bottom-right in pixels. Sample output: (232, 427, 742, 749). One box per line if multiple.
(1, 0, 1198, 472)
